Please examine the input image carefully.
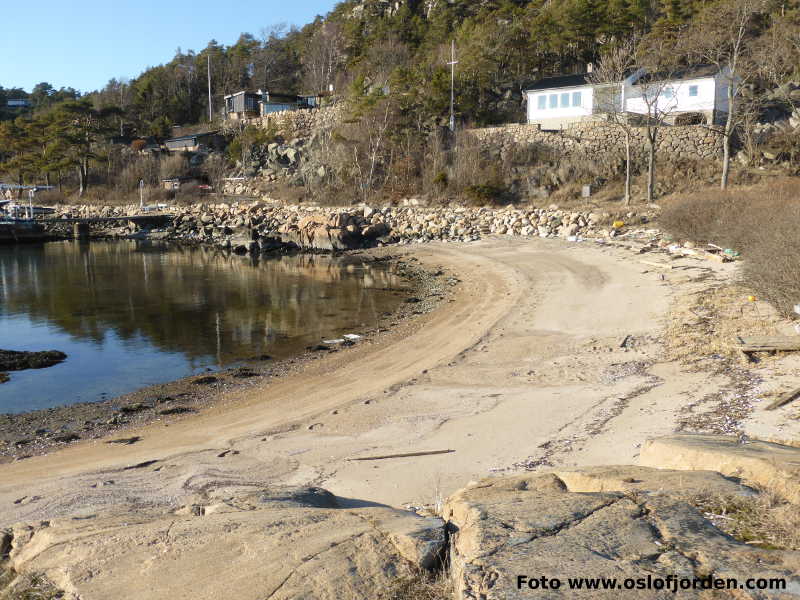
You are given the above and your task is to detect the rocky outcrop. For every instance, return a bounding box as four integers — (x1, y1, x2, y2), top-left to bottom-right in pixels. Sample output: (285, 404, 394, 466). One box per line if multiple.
(6, 461, 800, 599)
(276, 212, 368, 251)
(0, 350, 67, 371)
(640, 434, 800, 504)
(444, 466, 800, 599)
(2, 486, 445, 600)
(224, 137, 327, 190)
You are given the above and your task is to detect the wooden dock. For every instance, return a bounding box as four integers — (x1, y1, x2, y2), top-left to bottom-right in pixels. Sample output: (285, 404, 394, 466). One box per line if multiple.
(0, 220, 48, 243)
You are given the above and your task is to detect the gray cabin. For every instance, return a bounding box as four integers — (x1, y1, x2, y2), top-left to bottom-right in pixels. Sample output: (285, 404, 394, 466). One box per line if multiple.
(224, 90, 318, 120)
(164, 131, 221, 153)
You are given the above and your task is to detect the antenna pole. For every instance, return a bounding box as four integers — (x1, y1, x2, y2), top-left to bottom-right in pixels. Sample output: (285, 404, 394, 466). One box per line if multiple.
(447, 40, 459, 132)
(207, 54, 213, 122)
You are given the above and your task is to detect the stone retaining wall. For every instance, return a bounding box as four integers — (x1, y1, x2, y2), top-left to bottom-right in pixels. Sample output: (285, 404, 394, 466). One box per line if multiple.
(467, 121, 724, 162)
(222, 104, 346, 139)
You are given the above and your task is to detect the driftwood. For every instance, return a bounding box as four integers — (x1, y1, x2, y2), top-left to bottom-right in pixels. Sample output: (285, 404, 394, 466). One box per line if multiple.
(735, 336, 800, 353)
(640, 260, 674, 270)
(766, 387, 800, 411)
(347, 449, 455, 461)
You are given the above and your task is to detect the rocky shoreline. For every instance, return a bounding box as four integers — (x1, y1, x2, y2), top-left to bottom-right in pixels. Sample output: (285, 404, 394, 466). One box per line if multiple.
(0, 250, 453, 463)
(43, 201, 653, 252)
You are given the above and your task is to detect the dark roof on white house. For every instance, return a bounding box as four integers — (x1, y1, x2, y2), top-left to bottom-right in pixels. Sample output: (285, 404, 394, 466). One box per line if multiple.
(632, 64, 721, 85)
(527, 65, 721, 92)
(526, 73, 592, 92)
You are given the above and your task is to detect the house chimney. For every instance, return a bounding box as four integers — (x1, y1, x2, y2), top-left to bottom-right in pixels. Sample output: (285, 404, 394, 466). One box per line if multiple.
(586, 63, 594, 74)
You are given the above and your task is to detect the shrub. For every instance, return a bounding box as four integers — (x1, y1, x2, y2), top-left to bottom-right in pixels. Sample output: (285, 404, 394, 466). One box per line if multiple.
(464, 183, 511, 206)
(659, 178, 800, 316)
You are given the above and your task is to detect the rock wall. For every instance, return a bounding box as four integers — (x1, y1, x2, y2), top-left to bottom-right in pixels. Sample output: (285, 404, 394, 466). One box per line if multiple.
(47, 202, 646, 252)
(467, 121, 724, 162)
(222, 104, 345, 139)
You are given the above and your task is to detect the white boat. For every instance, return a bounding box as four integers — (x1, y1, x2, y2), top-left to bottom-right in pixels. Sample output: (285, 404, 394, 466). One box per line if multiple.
(2, 202, 55, 218)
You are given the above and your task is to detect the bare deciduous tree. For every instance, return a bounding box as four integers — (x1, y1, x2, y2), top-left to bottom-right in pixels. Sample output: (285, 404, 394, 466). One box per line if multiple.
(681, 0, 766, 189)
(589, 38, 640, 205)
(302, 23, 345, 93)
(628, 34, 685, 203)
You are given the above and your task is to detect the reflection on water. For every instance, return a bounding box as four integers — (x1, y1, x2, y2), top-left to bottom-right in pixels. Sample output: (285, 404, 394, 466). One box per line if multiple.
(0, 241, 404, 413)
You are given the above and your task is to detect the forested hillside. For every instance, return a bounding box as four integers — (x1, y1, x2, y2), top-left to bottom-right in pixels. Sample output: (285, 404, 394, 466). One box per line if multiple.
(8, 0, 780, 133)
(2, 0, 799, 201)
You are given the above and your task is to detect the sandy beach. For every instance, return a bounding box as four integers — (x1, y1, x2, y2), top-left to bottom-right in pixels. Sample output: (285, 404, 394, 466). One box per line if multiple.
(2, 234, 798, 523)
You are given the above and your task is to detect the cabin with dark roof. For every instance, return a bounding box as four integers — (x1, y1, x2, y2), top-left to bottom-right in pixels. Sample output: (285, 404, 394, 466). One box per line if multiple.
(224, 90, 319, 120)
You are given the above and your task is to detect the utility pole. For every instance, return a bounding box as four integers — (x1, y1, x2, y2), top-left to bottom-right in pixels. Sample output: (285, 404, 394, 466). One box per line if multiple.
(207, 54, 213, 122)
(447, 40, 459, 132)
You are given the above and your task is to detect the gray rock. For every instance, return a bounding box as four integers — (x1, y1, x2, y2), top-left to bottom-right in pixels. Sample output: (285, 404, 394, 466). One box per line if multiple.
(4, 487, 446, 600)
(444, 466, 800, 599)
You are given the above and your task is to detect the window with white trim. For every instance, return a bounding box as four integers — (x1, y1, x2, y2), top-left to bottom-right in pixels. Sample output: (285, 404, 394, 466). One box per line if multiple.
(572, 91, 582, 107)
(689, 85, 699, 97)
(560, 93, 570, 107)
(549, 94, 558, 108)
(537, 95, 547, 110)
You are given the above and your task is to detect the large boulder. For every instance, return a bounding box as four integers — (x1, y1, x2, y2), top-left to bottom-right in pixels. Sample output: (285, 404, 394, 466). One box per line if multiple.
(640, 434, 800, 504)
(280, 213, 365, 251)
(443, 466, 800, 599)
(2, 487, 445, 600)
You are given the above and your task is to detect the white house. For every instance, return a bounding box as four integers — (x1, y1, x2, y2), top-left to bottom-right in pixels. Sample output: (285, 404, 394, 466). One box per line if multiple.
(525, 65, 731, 129)
(624, 65, 732, 126)
(525, 73, 598, 130)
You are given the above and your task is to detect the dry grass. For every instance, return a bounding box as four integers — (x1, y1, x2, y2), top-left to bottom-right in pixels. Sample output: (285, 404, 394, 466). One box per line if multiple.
(659, 179, 800, 317)
(0, 568, 62, 600)
(665, 284, 780, 366)
(690, 485, 800, 551)
(372, 569, 453, 600)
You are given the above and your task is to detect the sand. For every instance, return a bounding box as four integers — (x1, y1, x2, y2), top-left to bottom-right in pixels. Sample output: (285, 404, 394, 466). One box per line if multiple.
(1, 235, 796, 525)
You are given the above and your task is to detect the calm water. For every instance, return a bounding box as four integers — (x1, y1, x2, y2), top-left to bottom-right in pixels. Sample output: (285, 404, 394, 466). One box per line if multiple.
(0, 241, 405, 414)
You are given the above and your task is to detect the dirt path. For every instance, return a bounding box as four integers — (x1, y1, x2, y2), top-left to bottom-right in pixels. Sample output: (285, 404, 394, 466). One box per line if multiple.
(0, 236, 742, 523)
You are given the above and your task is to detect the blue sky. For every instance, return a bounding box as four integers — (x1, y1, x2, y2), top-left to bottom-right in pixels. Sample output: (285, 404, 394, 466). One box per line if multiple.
(0, 0, 339, 93)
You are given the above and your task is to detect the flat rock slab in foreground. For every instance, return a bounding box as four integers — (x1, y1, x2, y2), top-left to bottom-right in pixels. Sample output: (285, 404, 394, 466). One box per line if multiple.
(444, 466, 800, 599)
(640, 434, 800, 504)
(2, 487, 445, 600)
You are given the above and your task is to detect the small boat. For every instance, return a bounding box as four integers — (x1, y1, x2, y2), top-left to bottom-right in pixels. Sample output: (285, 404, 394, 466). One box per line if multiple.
(2, 202, 56, 218)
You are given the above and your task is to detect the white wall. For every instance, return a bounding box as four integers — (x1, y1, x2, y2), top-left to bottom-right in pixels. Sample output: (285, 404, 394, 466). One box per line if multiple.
(714, 69, 732, 115)
(624, 77, 717, 117)
(526, 86, 594, 125)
